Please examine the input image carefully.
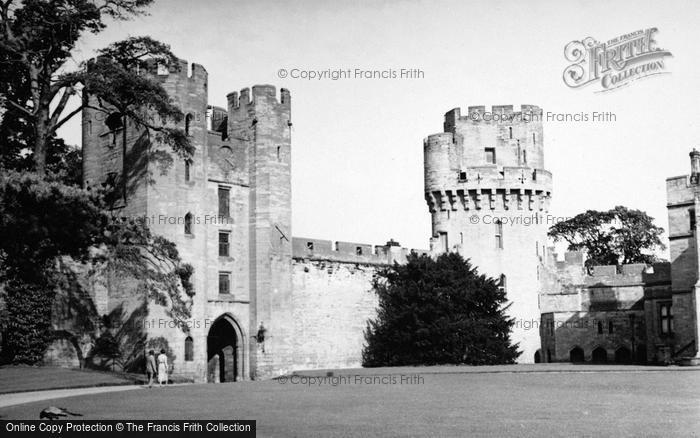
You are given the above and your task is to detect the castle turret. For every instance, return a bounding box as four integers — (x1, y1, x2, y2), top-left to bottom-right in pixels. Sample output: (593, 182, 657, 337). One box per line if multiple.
(229, 85, 293, 378)
(423, 105, 552, 363)
(81, 58, 212, 380)
(690, 148, 700, 176)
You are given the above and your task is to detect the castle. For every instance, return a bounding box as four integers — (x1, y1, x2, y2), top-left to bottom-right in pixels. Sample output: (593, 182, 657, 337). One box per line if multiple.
(39, 59, 699, 381)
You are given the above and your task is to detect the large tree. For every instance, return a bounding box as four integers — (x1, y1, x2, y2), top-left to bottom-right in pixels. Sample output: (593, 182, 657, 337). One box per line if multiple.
(0, 170, 194, 364)
(548, 205, 665, 269)
(362, 253, 519, 367)
(0, 1, 198, 364)
(0, 0, 192, 176)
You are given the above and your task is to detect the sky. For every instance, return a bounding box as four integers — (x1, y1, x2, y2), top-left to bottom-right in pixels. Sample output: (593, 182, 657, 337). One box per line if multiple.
(59, 0, 700, 256)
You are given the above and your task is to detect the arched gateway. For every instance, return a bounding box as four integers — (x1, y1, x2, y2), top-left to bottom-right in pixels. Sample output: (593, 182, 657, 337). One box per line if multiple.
(207, 315, 246, 382)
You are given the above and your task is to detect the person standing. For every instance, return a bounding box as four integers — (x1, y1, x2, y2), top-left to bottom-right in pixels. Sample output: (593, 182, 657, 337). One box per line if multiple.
(146, 350, 157, 388)
(157, 349, 169, 387)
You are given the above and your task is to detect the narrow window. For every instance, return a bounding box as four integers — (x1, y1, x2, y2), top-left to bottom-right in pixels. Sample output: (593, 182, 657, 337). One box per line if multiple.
(184, 336, 193, 361)
(690, 209, 696, 233)
(277, 146, 281, 161)
(608, 320, 614, 334)
(536, 241, 539, 256)
(523, 150, 527, 164)
(495, 220, 503, 249)
(219, 272, 231, 295)
(460, 232, 464, 244)
(356, 246, 363, 256)
(218, 187, 230, 217)
(498, 274, 507, 294)
(597, 320, 603, 334)
(438, 231, 448, 253)
(533, 133, 536, 143)
(185, 113, 193, 136)
(659, 302, 673, 335)
(508, 127, 513, 139)
(184, 212, 193, 235)
(485, 148, 496, 164)
(219, 232, 230, 257)
(185, 160, 191, 182)
(306, 241, 314, 251)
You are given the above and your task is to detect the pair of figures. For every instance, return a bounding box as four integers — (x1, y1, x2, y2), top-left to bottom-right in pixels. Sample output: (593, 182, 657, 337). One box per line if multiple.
(146, 349, 169, 387)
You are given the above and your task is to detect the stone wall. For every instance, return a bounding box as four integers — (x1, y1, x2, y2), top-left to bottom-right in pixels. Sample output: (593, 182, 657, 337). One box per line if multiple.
(291, 259, 379, 370)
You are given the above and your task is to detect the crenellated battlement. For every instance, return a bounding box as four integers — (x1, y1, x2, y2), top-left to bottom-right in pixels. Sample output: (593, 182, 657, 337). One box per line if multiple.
(292, 237, 429, 266)
(550, 250, 672, 286)
(444, 104, 543, 131)
(87, 56, 207, 84)
(227, 85, 291, 110)
(155, 58, 207, 82)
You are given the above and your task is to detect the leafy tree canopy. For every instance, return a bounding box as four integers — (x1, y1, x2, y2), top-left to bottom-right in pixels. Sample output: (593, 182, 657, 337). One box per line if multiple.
(548, 205, 665, 269)
(363, 253, 519, 367)
(0, 0, 191, 175)
(0, 170, 194, 364)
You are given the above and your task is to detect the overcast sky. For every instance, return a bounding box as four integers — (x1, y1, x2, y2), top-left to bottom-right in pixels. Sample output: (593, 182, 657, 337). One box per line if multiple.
(59, 0, 700, 256)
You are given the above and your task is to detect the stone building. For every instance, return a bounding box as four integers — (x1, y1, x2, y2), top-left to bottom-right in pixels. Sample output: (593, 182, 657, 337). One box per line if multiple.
(78, 59, 428, 382)
(39, 58, 700, 379)
(423, 105, 552, 362)
(538, 150, 700, 366)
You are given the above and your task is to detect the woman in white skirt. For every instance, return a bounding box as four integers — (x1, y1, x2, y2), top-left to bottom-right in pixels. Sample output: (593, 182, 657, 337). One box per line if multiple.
(157, 349, 168, 386)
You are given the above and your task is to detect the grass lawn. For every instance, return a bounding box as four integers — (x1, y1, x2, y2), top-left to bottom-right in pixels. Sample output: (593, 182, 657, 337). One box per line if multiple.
(0, 366, 136, 394)
(1, 366, 699, 437)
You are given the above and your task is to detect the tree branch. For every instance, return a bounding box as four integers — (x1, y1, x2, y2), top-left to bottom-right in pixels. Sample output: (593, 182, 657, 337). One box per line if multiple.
(4, 98, 33, 118)
(49, 87, 74, 129)
(52, 104, 84, 132)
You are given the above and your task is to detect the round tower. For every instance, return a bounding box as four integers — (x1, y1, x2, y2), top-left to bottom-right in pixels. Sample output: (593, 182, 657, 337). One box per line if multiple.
(423, 105, 552, 363)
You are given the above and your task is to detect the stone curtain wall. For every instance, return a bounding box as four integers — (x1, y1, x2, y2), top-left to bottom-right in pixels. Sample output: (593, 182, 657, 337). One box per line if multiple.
(291, 259, 379, 370)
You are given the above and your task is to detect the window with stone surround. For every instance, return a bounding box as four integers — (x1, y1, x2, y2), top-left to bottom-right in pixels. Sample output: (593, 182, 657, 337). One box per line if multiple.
(218, 187, 230, 217)
(485, 147, 496, 164)
(185, 113, 193, 136)
(659, 302, 673, 335)
(219, 272, 231, 295)
(184, 336, 193, 361)
(184, 212, 193, 235)
(495, 220, 503, 249)
(690, 208, 696, 234)
(219, 231, 230, 257)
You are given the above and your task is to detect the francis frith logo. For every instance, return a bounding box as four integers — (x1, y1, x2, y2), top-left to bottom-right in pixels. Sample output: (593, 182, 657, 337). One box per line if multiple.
(563, 28, 672, 92)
